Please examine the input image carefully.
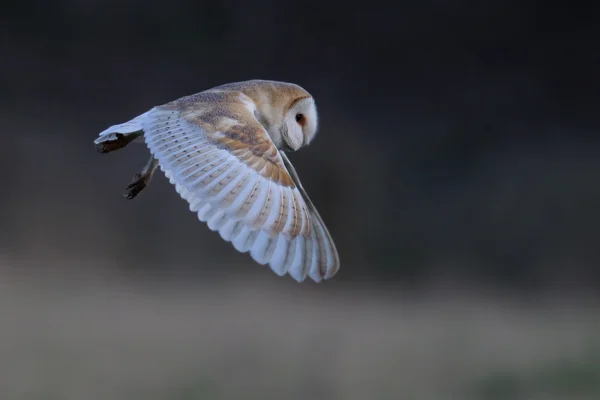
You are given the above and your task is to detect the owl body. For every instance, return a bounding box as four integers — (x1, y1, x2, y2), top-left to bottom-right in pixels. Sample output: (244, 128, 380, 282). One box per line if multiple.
(94, 80, 338, 283)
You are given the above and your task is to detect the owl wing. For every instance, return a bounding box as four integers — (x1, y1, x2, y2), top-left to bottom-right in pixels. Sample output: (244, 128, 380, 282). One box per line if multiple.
(142, 91, 339, 282)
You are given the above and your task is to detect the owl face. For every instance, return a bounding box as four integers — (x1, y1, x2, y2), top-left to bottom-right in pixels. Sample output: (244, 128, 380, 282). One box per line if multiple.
(281, 97, 317, 151)
(279, 96, 318, 152)
(212, 79, 319, 152)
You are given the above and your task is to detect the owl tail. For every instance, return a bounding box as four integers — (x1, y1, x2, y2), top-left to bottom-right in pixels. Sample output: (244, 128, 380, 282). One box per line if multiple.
(94, 111, 150, 153)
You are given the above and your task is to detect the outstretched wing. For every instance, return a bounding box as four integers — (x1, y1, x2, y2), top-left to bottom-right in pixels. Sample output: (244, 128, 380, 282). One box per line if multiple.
(142, 90, 339, 282)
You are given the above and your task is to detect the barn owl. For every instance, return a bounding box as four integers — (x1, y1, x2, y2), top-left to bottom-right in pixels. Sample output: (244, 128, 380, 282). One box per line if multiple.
(94, 80, 339, 282)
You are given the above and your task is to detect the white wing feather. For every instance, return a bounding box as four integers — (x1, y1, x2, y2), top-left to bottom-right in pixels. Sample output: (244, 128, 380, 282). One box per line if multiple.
(123, 102, 338, 282)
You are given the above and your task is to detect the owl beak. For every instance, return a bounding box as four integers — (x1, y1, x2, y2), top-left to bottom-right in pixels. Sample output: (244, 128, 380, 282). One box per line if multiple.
(281, 142, 294, 152)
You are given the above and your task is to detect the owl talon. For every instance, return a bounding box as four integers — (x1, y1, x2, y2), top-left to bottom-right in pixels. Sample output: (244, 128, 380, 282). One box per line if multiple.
(122, 156, 158, 200)
(123, 173, 148, 199)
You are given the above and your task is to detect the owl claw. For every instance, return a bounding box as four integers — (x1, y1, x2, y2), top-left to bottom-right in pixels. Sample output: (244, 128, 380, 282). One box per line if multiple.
(123, 172, 148, 199)
(122, 156, 159, 200)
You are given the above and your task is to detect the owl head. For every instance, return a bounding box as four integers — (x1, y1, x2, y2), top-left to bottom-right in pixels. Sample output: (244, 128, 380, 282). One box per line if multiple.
(279, 95, 318, 152)
(219, 80, 319, 152)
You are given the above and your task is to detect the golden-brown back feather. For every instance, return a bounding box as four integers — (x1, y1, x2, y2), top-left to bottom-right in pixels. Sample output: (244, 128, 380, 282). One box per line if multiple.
(161, 88, 296, 187)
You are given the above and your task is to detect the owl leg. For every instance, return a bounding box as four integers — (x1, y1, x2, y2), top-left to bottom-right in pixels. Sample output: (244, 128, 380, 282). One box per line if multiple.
(123, 155, 158, 199)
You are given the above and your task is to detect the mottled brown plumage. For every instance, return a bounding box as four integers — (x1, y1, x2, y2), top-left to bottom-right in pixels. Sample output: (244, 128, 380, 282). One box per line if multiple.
(161, 82, 311, 187)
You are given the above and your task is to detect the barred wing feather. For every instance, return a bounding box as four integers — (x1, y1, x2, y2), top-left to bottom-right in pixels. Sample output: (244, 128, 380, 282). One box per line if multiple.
(142, 99, 339, 282)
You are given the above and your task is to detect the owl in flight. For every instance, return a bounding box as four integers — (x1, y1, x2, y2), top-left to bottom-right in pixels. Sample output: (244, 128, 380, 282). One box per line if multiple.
(94, 80, 339, 282)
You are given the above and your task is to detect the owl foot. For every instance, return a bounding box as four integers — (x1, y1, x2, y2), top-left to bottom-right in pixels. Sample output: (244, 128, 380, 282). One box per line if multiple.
(123, 172, 149, 199)
(123, 156, 159, 200)
(95, 133, 138, 153)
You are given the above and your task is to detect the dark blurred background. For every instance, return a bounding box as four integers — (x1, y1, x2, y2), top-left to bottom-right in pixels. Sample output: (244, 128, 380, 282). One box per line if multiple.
(2, 2, 600, 399)
(3, 0, 600, 292)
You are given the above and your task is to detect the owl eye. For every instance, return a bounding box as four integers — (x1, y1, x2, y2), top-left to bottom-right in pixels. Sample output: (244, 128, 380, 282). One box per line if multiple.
(295, 113, 304, 124)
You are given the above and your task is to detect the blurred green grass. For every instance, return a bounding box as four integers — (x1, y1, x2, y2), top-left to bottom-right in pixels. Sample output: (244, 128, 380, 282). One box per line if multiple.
(470, 350, 600, 400)
(1, 267, 599, 400)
